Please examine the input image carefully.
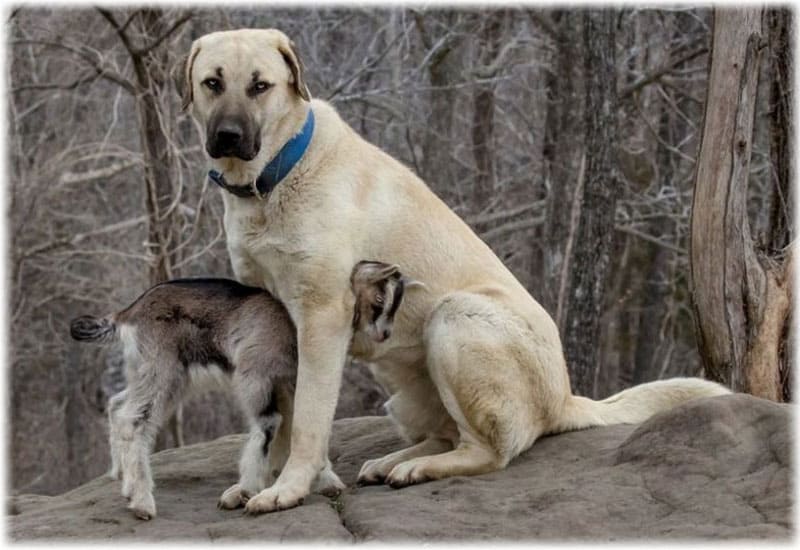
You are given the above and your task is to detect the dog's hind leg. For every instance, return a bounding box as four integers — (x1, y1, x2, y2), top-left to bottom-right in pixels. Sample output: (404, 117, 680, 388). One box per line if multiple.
(384, 291, 558, 487)
(357, 436, 454, 485)
(357, 368, 457, 485)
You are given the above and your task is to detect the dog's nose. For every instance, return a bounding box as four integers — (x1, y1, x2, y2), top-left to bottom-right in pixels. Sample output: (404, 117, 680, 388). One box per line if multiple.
(215, 124, 242, 149)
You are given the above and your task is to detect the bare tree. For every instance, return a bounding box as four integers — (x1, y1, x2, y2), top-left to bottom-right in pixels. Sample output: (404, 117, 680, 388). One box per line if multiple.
(690, 8, 793, 400)
(562, 10, 621, 397)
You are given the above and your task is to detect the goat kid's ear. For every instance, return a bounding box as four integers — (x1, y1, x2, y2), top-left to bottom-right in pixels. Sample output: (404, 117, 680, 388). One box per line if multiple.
(401, 276, 427, 291)
(368, 263, 400, 284)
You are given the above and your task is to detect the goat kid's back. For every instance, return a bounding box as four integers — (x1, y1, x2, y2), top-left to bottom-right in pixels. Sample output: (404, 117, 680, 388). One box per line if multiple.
(70, 278, 296, 363)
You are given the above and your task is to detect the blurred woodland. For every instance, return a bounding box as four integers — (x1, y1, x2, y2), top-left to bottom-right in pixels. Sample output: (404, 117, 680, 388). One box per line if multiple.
(7, 7, 793, 495)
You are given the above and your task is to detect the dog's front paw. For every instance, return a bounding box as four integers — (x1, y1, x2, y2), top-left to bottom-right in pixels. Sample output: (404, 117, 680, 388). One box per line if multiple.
(218, 483, 253, 510)
(385, 458, 432, 489)
(129, 492, 156, 520)
(243, 483, 306, 515)
(357, 457, 392, 486)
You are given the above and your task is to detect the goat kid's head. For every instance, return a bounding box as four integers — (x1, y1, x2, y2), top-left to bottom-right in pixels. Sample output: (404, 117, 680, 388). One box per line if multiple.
(350, 261, 423, 343)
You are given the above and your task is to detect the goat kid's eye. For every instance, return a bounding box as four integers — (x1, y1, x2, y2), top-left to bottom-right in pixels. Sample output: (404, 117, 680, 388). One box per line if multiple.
(371, 304, 383, 321)
(203, 78, 223, 92)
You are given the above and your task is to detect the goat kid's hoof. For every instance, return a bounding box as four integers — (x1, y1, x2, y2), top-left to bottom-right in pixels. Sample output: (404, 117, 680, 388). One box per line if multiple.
(129, 493, 156, 520)
(243, 486, 304, 515)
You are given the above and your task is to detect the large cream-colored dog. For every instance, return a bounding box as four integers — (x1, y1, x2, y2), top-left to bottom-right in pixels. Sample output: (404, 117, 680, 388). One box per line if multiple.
(177, 29, 730, 514)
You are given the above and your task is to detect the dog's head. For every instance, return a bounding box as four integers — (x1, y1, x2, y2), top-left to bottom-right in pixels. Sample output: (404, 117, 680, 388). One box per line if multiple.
(174, 29, 310, 163)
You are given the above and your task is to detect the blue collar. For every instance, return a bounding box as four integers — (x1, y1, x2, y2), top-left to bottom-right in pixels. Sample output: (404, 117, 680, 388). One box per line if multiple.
(208, 108, 315, 199)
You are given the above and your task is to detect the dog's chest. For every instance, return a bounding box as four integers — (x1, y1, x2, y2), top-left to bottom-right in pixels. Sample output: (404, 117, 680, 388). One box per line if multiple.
(223, 196, 305, 291)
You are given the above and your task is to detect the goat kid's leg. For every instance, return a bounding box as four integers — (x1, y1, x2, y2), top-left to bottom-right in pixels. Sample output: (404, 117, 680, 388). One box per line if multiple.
(169, 403, 185, 447)
(218, 417, 277, 510)
(119, 366, 182, 520)
(107, 389, 128, 480)
(220, 381, 285, 510)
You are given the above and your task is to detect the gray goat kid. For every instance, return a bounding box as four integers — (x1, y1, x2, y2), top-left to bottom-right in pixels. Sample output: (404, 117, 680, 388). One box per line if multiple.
(70, 261, 413, 520)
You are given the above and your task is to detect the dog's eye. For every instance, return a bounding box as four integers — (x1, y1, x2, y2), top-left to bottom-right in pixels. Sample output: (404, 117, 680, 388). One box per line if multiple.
(252, 81, 272, 95)
(203, 78, 223, 92)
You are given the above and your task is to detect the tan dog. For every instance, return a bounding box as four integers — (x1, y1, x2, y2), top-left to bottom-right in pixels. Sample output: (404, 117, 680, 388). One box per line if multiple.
(177, 29, 730, 513)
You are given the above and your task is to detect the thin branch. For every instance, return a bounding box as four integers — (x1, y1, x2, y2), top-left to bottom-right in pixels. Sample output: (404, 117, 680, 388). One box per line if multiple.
(11, 39, 136, 93)
(96, 7, 137, 58)
(59, 159, 140, 186)
(327, 30, 405, 100)
(614, 224, 686, 255)
(136, 12, 192, 56)
(467, 201, 543, 226)
(480, 216, 544, 241)
(526, 10, 563, 45)
(17, 216, 147, 261)
(119, 9, 142, 33)
(11, 72, 97, 93)
(620, 46, 709, 99)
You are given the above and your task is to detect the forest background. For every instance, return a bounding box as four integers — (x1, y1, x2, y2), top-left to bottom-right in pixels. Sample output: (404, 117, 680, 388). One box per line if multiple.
(7, 6, 793, 495)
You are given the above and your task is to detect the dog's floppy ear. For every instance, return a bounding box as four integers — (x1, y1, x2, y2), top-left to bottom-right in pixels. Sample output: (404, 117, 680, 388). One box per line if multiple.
(173, 44, 200, 111)
(278, 39, 310, 101)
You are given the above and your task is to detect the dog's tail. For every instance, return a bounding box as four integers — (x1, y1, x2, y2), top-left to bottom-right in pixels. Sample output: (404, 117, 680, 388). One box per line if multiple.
(70, 315, 116, 343)
(552, 377, 731, 433)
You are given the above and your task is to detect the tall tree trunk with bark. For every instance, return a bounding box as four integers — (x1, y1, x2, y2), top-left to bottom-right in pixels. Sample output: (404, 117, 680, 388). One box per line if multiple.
(562, 10, 621, 397)
(470, 11, 504, 207)
(414, 11, 463, 200)
(766, 8, 794, 401)
(534, 10, 584, 322)
(98, 8, 190, 286)
(690, 8, 792, 400)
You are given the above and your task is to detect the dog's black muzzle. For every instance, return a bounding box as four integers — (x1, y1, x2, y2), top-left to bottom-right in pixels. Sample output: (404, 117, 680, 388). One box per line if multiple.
(206, 115, 260, 161)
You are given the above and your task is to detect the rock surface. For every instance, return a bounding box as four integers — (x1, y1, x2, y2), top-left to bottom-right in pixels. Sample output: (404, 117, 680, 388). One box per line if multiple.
(8, 394, 792, 541)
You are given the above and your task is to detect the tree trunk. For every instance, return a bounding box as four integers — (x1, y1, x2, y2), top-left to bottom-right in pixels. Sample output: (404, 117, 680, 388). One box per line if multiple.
(415, 11, 463, 201)
(766, 8, 794, 401)
(470, 12, 504, 207)
(562, 10, 620, 398)
(690, 8, 792, 400)
(536, 10, 584, 322)
(135, 9, 181, 285)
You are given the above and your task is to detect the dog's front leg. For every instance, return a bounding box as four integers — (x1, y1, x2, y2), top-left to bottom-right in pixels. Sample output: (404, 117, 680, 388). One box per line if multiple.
(244, 303, 350, 515)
